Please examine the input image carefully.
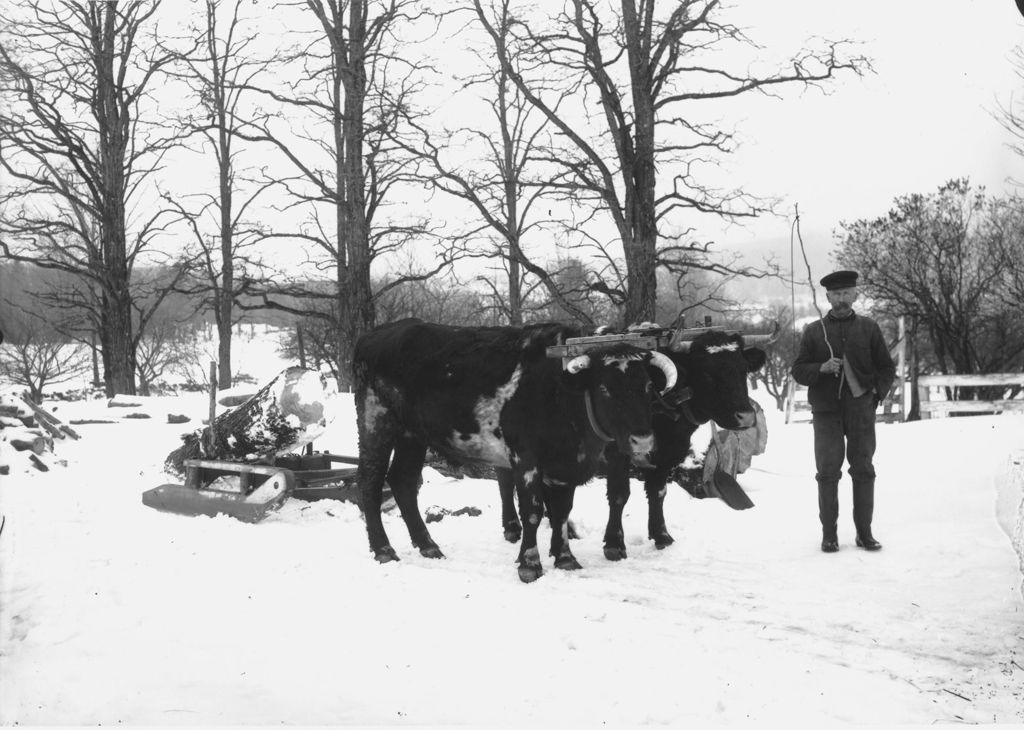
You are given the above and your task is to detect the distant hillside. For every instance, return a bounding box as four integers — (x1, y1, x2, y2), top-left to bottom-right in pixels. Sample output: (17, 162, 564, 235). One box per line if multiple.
(716, 229, 837, 305)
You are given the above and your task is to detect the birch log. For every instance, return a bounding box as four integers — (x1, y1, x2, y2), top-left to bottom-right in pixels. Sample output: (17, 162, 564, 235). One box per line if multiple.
(164, 367, 337, 478)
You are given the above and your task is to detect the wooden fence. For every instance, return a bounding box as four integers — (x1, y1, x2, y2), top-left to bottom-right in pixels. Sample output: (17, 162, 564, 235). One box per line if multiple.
(784, 372, 1024, 423)
(917, 373, 1024, 418)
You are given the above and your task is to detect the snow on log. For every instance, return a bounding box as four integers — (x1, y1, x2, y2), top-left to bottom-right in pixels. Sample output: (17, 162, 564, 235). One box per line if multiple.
(1, 427, 50, 454)
(164, 366, 338, 478)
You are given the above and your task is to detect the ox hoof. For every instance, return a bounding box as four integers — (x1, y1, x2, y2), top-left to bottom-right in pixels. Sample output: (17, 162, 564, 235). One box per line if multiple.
(419, 545, 445, 559)
(503, 526, 522, 543)
(518, 563, 543, 583)
(603, 545, 627, 561)
(373, 546, 400, 563)
(554, 554, 582, 571)
(652, 533, 675, 550)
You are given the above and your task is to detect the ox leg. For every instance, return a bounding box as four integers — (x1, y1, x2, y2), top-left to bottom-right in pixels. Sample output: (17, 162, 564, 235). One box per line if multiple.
(644, 468, 675, 549)
(603, 449, 631, 561)
(387, 436, 443, 559)
(515, 471, 545, 583)
(357, 409, 398, 563)
(541, 493, 579, 540)
(496, 467, 521, 543)
(547, 486, 582, 571)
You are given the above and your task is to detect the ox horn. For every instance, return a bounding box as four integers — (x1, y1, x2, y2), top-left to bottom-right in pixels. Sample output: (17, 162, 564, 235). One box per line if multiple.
(648, 351, 678, 393)
(565, 354, 591, 373)
(741, 320, 781, 349)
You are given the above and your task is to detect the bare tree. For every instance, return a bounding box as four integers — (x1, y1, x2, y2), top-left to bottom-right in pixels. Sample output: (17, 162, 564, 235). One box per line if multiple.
(159, 0, 274, 389)
(231, 0, 449, 388)
(0, 315, 90, 403)
(995, 44, 1024, 187)
(473, 0, 868, 324)
(135, 321, 191, 396)
(835, 180, 1024, 399)
(0, 0, 185, 396)
(401, 0, 602, 326)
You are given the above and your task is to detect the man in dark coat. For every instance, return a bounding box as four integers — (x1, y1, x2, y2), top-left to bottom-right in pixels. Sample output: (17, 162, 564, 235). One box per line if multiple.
(791, 270, 896, 553)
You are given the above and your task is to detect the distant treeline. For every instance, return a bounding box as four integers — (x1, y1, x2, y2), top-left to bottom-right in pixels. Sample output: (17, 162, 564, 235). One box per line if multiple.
(0, 262, 301, 343)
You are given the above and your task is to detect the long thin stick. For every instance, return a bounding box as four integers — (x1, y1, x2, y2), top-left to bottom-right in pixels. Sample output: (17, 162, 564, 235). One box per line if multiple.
(792, 204, 835, 358)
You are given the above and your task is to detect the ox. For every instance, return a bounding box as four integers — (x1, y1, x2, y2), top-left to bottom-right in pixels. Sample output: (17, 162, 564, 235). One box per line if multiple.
(352, 318, 677, 582)
(602, 329, 767, 559)
(496, 328, 768, 559)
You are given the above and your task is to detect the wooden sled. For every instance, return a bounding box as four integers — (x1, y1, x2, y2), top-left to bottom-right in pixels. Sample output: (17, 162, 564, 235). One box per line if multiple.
(142, 452, 366, 524)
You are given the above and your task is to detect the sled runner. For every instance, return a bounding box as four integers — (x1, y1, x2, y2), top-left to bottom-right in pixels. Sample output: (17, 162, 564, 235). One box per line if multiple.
(142, 452, 364, 523)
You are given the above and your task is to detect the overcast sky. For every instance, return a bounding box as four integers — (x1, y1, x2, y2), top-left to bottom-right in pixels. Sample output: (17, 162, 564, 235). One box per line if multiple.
(711, 0, 1024, 252)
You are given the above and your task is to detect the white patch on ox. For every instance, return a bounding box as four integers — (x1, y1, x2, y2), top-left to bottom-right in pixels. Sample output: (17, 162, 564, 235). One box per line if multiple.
(362, 387, 388, 435)
(524, 469, 539, 497)
(681, 422, 713, 469)
(447, 365, 522, 468)
(704, 342, 739, 354)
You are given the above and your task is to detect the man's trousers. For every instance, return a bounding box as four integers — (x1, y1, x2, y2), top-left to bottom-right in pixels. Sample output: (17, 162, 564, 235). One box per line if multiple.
(811, 391, 878, 540)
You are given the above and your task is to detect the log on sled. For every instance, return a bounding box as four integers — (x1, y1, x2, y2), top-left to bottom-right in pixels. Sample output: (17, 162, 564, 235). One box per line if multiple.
(164, 366, 336, 478)
(149, 367, 372, 523)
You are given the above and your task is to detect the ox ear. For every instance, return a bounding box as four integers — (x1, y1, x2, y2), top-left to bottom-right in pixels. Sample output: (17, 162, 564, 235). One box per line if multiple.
(743, 347, 767, 373)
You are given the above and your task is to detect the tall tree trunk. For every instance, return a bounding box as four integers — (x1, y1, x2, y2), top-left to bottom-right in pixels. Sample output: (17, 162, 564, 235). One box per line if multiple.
(334, 2, 373, 390)
(217, 159, 234, 389)
(96, 4, 136, 396)
(622, 0, 657, 325)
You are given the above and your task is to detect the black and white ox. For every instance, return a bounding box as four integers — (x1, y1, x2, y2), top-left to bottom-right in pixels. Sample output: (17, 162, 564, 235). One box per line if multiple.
(352, 318, 677, 583)
(602, 329, 768, 559)
(496, 328, 769, 559)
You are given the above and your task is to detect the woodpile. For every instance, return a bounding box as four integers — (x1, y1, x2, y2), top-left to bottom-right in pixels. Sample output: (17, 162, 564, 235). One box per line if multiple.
(0, 393, 77, 473)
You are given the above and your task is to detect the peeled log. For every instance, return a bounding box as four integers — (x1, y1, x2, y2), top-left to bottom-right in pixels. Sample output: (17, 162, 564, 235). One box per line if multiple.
(164, 367, 337, 478)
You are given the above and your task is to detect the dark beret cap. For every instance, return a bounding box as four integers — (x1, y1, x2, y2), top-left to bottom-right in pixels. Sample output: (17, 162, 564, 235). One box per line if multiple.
(820, 270, 859, 290)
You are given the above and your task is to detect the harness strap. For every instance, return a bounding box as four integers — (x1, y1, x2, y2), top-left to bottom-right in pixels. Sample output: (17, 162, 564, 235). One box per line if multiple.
(672, 386, 709, 427)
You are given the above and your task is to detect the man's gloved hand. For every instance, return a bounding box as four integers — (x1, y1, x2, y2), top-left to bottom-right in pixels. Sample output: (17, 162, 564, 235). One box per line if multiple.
(819, 357, 842, 375)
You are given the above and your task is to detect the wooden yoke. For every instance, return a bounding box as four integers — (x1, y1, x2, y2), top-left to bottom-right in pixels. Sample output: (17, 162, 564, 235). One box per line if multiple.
(545, 325, 728, 368)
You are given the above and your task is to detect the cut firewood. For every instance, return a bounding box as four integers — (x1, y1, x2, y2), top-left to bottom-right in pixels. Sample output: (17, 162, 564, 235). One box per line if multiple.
(2, 427, 50, 454)
(9, 437, 47, 454)
(29, 453, 49, 472)
(163, 366, 337, 478)
(18, 397, 80, 440)
(107, 396, 144, 408)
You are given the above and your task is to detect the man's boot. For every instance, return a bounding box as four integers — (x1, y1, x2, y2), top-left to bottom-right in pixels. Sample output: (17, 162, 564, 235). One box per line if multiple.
(819, 480, 840, 553)
(853, 479, 881, 550)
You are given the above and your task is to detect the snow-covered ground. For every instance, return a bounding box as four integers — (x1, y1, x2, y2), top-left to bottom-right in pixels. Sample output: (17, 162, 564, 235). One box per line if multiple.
(1, 331, 1022, 726)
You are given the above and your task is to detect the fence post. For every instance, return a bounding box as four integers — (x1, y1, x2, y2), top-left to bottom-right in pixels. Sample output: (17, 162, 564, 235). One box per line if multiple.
(898, 316, 909, 421)
(207, 361, 218, 453)
(917, 379, 931, 420)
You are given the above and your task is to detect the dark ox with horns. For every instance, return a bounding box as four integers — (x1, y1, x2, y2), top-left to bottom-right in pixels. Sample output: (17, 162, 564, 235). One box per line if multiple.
(497, 327, 771, 559)
(352, 318, 678, 583)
